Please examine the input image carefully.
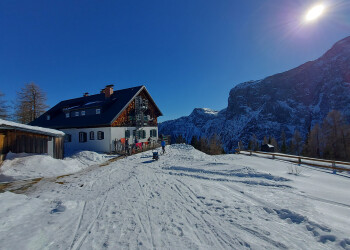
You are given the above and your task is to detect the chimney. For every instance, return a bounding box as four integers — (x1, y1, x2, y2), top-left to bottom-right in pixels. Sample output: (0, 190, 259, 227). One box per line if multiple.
(104, 84, 114, 98)
(83, 92, 89, 97)
(100, 89, 105, 94)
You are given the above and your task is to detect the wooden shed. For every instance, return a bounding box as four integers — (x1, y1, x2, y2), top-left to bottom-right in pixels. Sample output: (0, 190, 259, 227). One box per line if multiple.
(0, 119, 65, 162)
(261, 144, 275, 153)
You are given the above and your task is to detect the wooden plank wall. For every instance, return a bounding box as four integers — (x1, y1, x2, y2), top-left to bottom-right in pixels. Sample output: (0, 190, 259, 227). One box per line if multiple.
(0, 129, 64, 161)
(54, 137, 64, 159)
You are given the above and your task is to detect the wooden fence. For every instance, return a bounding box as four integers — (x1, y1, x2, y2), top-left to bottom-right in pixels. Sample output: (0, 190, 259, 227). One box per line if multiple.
(239, 150, 350, 172)
(114, 141, 162, 156)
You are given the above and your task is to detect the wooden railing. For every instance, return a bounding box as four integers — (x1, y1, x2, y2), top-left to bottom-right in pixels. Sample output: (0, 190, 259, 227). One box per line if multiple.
(113, 141, 161, 156)
(238, 150, 350, 172)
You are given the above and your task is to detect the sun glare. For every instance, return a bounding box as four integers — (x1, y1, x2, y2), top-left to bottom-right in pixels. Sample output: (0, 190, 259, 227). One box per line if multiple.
(305, 4, 326, 22)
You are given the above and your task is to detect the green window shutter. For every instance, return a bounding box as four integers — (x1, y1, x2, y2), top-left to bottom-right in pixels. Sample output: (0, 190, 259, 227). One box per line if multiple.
(143, 130, 146, 139)
(125, 130, 130, 138)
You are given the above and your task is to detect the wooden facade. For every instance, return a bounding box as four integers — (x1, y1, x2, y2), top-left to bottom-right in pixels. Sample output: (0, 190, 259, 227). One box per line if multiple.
(112, 89, 159, 127)
(0, 129, 64, 162)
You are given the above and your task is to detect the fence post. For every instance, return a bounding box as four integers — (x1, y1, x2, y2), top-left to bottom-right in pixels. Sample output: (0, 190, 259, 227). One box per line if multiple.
(298, 157, 301, 166)
(332, 161, 336, 174)
(250, 150, 252, 156)
(272, 154, 275, 159)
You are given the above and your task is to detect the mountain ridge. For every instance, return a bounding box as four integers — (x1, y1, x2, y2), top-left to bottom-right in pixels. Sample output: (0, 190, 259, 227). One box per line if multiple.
(159, 36, 350, 152)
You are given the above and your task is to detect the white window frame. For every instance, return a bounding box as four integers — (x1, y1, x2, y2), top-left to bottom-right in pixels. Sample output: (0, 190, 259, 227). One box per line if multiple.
(79, 132, 87, 143)
(75, 111, 79, 117)
(96, 109, 101, 114)
(89, 131, 94, 140)
(81, 110, 86, 116)
(46, 115, 50, 120)
(97, 131, 104, 140)
(65, 113, 70, 118)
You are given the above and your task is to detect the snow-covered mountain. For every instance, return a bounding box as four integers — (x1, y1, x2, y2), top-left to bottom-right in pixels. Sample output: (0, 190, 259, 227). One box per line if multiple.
(160, 36, 350, 151)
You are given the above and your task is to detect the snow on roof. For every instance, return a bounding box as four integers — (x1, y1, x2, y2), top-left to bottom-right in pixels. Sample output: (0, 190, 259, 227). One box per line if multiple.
(0, 119, 65, 136)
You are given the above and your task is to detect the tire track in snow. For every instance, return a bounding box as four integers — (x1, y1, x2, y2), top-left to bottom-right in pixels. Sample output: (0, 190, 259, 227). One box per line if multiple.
(69, 201, 87, 250)
(71, 193, 109, 250)
(173, 179, 237, 249)
(134, 174, 156, 249)
(176, 178, 286, 249)
(120, 178, 149, 245)
(178, 178, 288, 248)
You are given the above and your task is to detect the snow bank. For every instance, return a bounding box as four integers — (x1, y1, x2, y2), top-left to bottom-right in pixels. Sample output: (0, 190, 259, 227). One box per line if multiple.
(0, 151, 113, 180)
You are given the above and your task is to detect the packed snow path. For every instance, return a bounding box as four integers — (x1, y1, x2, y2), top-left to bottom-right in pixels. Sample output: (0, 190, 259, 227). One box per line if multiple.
(1, 145, 350, 249)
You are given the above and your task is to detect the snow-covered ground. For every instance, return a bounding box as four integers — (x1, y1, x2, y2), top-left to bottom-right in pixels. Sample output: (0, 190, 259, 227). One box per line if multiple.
(0, 151, 114, 180)
(1, 144, 350, 249)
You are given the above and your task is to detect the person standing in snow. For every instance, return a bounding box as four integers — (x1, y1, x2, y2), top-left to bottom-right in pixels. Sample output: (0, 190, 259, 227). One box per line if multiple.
(161, 139, 166, 154)
(125, 138, 129, 155)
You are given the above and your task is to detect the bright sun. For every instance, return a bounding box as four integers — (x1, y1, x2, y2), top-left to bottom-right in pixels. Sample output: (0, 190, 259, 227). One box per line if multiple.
(305, 4, 326, 22)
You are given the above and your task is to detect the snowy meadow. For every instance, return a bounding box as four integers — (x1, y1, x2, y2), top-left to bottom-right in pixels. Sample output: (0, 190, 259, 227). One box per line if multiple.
(0, 145, 350, 249)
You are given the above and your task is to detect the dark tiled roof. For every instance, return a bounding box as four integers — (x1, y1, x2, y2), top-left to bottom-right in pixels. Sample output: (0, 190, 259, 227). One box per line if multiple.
(30, 85, 158, 129)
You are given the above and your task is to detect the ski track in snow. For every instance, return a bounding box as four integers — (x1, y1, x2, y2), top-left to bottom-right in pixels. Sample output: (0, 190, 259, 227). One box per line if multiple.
(1, 145, 350, 249)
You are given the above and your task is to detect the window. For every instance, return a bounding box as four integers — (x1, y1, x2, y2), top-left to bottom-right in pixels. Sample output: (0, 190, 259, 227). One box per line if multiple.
(125, 130, 130, 138)
(150, 129, 157, 137)
(65, 113, 70, 118)
(79, 132, 87, 143)
(64, 134, 72, 142)
(96, 109, 101, 114)
(75, 111, 79, 117)
(89, 131, 94, 140)
(46, 115, 50, 120)
(81, 110, 86, 116)
(97, 131, 104, 140)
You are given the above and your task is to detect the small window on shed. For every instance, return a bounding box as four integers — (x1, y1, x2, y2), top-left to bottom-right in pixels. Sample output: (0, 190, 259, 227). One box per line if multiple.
(79, 132, 87, 142)
(65, 113, 70, 118)
(96, 109, 101, 114)
(46, 115, 50, 120)
(97, 131, 104, 140)
(90, 131, 94, 140)
(81, 110, 86, 116)
(64, 134, 72, 142)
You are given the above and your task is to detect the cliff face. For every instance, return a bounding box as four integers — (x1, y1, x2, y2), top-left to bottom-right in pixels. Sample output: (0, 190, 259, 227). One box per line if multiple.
(159, 36, 350, 152)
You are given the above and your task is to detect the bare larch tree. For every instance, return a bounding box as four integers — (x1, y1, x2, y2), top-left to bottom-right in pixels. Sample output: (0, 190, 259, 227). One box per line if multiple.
(0, 91, 9, 119)
(14, 82, 48, 124)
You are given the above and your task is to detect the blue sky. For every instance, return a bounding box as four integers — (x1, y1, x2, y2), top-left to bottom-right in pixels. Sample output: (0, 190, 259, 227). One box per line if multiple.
(0, 0, 349, 122)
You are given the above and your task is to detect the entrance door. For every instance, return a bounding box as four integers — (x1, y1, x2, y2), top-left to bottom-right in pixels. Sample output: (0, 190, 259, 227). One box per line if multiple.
(47, 136, 54, 157)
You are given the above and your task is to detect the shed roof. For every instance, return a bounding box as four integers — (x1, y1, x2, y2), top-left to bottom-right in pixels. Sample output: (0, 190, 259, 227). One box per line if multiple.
(0, 119, 65, 137)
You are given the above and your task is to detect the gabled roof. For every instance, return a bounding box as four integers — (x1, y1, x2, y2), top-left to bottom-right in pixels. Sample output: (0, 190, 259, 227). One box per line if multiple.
(30, 85, 162, 129)
(0, 119, 64, 137)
